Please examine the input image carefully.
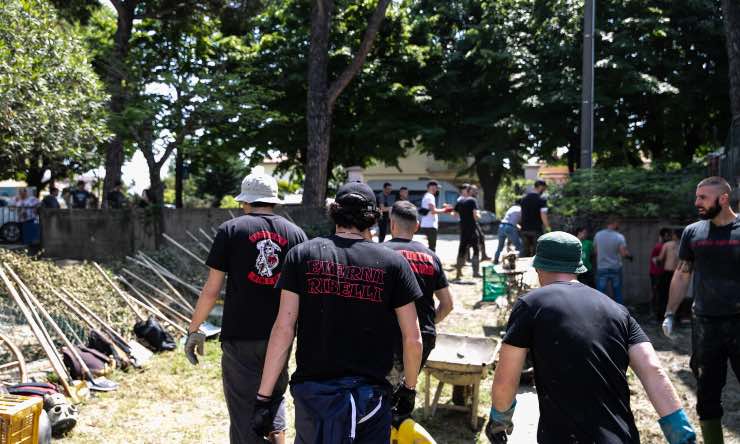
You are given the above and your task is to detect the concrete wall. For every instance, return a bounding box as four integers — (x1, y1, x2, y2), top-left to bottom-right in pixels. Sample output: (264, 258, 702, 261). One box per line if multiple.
(554, 217, 691, 305)
(40, 207, 331, 260)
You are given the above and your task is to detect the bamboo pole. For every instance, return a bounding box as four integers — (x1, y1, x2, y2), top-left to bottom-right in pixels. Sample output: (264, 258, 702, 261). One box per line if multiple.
(0, 265, 76, 401)
(186, 230, 210, 254)
(162, 233, 207, 266)
(57, 288, 127, 345)
(93, 262, 145, 321)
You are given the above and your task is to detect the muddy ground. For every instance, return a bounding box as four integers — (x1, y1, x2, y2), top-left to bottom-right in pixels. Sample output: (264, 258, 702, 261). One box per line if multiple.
(58, 235, 740, 443)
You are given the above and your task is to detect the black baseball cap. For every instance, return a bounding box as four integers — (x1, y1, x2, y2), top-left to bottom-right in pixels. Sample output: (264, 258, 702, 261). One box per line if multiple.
(335, 182, 378, 210)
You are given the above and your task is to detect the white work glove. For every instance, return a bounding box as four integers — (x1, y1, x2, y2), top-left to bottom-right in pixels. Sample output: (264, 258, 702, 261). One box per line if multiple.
(662, 313, 674, 337)
(184, 331, 206, 365)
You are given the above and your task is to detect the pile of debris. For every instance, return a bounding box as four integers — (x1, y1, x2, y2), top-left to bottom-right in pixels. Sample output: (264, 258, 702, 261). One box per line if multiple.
(0, 233, 216, 439)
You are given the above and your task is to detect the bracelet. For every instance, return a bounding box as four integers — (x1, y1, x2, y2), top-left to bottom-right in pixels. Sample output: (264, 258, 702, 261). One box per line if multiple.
(256, 393, 273, 400)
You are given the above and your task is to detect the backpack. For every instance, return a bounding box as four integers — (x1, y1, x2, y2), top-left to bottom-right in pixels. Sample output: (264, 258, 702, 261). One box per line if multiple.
(133, 316, 176, 352)
(87, 329, 131, 371)
(61, 345, 112, 379)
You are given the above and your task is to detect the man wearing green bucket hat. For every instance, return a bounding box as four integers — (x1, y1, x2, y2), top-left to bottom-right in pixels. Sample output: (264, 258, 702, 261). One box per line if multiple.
(485, 231, 696, 444)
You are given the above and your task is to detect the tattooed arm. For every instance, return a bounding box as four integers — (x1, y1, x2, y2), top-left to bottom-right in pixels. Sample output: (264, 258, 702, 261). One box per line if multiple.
(665, 260, 692, 315)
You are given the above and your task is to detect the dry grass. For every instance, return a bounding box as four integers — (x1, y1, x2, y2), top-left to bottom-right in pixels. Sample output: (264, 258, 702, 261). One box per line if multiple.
(43, 241, 740, 443)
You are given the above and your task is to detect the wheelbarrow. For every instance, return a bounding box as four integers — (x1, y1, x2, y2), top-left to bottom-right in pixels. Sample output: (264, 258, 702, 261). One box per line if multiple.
(423, 333, 500, 429)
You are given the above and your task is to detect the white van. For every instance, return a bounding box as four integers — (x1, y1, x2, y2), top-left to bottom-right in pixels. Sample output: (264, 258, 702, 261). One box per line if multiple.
(367, 179, 496, 231)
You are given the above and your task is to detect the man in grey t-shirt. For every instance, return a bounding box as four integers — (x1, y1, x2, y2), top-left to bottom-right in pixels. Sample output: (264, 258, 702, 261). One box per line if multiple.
(594, 217, 632, 304)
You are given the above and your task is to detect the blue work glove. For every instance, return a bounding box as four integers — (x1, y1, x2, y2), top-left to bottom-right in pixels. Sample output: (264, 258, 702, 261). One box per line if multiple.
(485, 400, 516, 443)
(658, 409, 696, 444)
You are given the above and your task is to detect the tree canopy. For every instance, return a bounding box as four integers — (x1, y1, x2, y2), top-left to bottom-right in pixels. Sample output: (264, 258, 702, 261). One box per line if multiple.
(0, 0, 109, 190)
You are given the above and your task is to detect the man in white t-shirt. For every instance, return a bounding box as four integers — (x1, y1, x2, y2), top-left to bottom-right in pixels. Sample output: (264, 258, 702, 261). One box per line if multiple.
(419, 181, 449, 252)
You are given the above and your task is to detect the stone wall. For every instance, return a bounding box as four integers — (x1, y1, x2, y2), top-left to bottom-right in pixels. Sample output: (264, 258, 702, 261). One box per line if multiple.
(40, 206, 331, 260)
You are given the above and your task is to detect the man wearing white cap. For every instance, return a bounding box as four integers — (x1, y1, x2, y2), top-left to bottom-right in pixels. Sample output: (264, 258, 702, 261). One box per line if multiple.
(185, 170, 307, 444)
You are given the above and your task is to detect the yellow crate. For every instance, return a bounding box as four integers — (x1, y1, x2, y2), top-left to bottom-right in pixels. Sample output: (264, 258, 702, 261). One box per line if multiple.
(0, 394, 42, 444)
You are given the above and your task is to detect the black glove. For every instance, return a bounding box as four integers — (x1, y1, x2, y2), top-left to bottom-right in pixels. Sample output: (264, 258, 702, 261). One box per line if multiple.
(252, 395, 282, 438)
(392, 384, 416, 418)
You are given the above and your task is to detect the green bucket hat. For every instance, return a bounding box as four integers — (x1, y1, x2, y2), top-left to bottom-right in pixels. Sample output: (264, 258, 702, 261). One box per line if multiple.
(532, 231, 588, 274)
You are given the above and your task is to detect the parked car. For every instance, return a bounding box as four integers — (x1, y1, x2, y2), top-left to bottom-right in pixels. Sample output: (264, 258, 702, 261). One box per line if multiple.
(0, 202, 22, 243)
(367, 179, 496, 231)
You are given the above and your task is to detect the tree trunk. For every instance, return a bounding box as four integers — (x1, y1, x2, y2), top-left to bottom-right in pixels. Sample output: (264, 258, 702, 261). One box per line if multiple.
(722, 0, 740, 124)
(175, 146, 184, 208)
(302, 0, 391, 206)
(475, 154, 503, 214)
(102, 1, 137, 207)
(302, 0, 333, 207)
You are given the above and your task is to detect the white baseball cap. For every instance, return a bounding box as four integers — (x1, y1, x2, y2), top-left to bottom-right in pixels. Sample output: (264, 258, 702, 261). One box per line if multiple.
(234, 170, 282, 204)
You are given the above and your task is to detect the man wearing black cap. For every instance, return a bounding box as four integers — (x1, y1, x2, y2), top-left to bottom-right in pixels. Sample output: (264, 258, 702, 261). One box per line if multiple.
(486, 231, 696, 444)
(253, 182, 423, 443)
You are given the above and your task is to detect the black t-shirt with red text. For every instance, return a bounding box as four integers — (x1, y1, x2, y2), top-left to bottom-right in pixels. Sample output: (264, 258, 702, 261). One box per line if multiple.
(383, 238, 448, 336)
(206, 213, 307, 341)
(277, 235, 422, 385)
(679, 216, 740, 316)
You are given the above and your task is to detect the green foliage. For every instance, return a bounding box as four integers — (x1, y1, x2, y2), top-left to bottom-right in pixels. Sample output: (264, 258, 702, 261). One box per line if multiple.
(0, 0, 109, 188)
(550, 166, 704, 220)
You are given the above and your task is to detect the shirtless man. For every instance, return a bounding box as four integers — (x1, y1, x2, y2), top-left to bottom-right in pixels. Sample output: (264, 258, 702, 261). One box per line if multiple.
(654, 229, 680, 320)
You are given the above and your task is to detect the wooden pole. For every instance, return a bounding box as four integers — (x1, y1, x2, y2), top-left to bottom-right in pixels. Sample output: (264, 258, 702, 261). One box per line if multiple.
(137, 252, 195, 311)
(117, 276, 190, 327)
(0, 265, 76, 401)
(121, 268, 192, 315)
(134, 252, 203, 296)
(199, 228, 214, 243)
(186, 230, 210, 254)
(57, 288, 127, 345)
(162, 233, 207, 266)
(93, 262, 145, 321)
(23, 288, 95, 381)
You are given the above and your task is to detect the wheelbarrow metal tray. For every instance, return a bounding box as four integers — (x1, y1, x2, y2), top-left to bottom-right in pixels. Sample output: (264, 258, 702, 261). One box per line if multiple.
(425, 333, 498, 374)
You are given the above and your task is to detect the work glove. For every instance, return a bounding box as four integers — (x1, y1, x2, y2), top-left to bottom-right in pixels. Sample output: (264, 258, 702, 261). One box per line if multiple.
(485, 400, 516, 444)
(662, 313, 674, 338)
(184, 331, 206, 365)
(659, 409, 696, 444)
(252, 395, 282, 438)
(392, 383, 417, 419)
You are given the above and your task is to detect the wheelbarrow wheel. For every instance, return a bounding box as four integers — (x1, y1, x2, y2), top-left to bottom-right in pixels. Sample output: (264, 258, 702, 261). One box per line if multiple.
(0, 334, 28, 384)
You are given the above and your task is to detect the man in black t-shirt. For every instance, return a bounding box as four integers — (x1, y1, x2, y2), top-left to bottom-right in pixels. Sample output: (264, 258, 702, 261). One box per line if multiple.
(487, 231, 696, 444)
(253, 182, 423, 443)
(454, 194, 480, 280)
(384, 201, 453, 382)
(663, 177, 740, 444)
(41, 188, 61, 209)
(185, 171, 306, 444)
(106, 181, 128, 209)
(376, 182, 394, 243)
(519, 180, 551, 257)
(70, 180, 92, 209)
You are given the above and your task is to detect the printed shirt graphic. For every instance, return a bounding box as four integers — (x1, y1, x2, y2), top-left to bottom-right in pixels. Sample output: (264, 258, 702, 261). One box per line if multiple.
(206, 214, 307, 341)
(678, 216, 740, 316)
(277, 235, 422, 385)
(384, 239, 448, 336)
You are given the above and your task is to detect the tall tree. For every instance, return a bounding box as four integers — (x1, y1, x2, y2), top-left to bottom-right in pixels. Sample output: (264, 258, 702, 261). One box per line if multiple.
(302, 0, 392, 207)
(102, 0, 140, 207)
(722, 0, 740, 124)
(0, 0, 108, 191)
